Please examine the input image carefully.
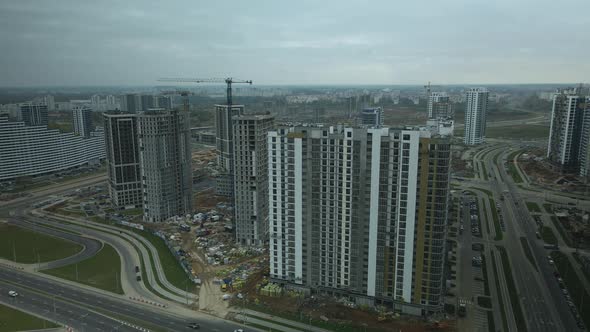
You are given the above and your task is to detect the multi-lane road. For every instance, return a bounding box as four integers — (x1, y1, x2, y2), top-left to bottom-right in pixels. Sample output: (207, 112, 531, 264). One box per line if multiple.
(456, 142, 585, 332)
(0, 176, 249, 331)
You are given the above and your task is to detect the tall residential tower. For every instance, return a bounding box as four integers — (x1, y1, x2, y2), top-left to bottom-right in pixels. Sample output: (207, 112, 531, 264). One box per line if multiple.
(233, 114, 275, 246)
(214, 104, 244, 196)
(463, 88, 488, 145)
(137, 109, 193, 222)
(103, 112, 142, 209)
(72, 106, 93, 138)
(268, 125, 451, 314)
(547, 88, 588, 173)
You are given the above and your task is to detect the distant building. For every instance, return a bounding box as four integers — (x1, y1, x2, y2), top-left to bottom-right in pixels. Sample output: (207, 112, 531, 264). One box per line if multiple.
(91, 94, 101, 106)
(214, 104, 244, 196)
(360, 107, 383, 127)
(232, 114, 275, 246)
(18, 103, 48, 127)
(103, 112, 142, 209)
(44, 95, 55, 111)
(463, 88, 489, 145)
(0, 115, 104, 181)
(137, 109, 192, 222)
(156, 95, 173, 109)
(427, 92, 453, 120)
(72, 106, 93, 138)
(106, 95, 116, 107)
(140, 95, 156, 111)
(547, 88, 588, 173)
(121, 94, 141, 113)
(268, 125, 451, 314)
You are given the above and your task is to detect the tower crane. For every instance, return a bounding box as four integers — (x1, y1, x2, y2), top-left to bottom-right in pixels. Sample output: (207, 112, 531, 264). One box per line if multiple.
(157, 77, 253, 108)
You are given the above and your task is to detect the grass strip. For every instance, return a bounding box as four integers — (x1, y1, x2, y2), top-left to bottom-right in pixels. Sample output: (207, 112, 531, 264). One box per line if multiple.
(496, 246, 527, 332)
(540, 226, 557, 245)
(489, 198, 502, 241)
(519, 237, 538, 271)
(490, 251, 509, 332)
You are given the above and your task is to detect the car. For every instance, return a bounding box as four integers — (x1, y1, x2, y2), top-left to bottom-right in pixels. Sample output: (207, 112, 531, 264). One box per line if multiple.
(136, 275, 142, 281)
(234, 329, 244, 332)
(187, 323, 200, 329)
(562, 289, 569, 295)
(8, 290, 18, 297)
(135, 266, 140, 273)
(548, 259, 554, 265)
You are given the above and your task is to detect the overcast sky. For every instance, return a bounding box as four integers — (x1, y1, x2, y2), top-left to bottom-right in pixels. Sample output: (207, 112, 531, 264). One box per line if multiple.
(0, 0, 588, 86)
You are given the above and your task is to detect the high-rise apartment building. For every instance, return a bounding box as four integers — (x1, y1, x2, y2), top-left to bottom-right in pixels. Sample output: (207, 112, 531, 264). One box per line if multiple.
(360, 107, 383, 127)
(121, 94, 140, 113)
(103, 112, 142, 209)
(580, 100, 590, 182)
(233, 114, 275, 246)
(137, 109, 192, 222)
(463, 88, 489, 145)
(214, 104, 244, 196)
(547, 88, 587, 173)
(19, 103, 48, 126)
(268, 125, 451, 314)
(156, 96, 173, 109)
(44, 95, 55, 111)
(427, 92, 453, 119)
(72, 106, 93, 138)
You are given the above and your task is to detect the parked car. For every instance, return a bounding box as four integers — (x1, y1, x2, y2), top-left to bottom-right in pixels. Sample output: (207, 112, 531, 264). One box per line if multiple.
(8, 290, 18, 297)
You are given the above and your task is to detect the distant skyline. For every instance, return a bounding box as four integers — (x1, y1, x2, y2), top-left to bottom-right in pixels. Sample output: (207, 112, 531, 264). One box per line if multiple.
(0, 0, 589, 87)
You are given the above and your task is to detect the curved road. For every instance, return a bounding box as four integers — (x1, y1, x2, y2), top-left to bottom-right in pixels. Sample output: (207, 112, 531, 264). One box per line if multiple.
(7, 217, 103, 270)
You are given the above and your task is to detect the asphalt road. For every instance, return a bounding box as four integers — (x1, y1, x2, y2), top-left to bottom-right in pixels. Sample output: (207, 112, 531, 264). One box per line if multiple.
(484, 145, 579, 331)
(0, 268, 244, 332)
(0, 281, 139, 332)
(7, 217, 103, 270)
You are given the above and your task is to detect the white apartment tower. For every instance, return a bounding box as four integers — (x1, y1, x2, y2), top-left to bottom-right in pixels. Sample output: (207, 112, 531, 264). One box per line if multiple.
(137, 109, 193, 222)
(463, 88, 489, 145)
(547, 88, 587, 173)
(233, 114, 275, 246)
(268, 125, 451, 314)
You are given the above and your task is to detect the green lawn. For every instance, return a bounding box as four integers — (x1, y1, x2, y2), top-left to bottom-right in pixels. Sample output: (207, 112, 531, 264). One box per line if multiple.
(551, 251, 590, 329)
(43, 243, 123, 294)
(496, 246, 527, 332)
(508, 163, 524, 183)
(526, 202, 541, 213)
(119, 208, 143, 216)
(0, 304, 59, 331)
(540, 226, 558, 245)
(0, 224, 82, 264)
(520, 237, 538, 271)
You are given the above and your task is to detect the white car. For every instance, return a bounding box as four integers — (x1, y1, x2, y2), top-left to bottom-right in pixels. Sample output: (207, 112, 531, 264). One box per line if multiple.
(8, 290, 18, 297)
(233, 329, 244, 332)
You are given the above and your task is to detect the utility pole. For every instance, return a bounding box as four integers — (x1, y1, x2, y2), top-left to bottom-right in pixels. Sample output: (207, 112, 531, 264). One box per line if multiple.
(75, 264, 79, 281)
(12, 242, 16, 262)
